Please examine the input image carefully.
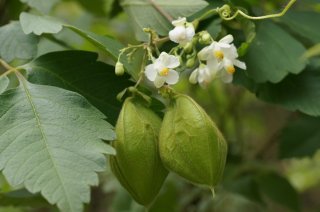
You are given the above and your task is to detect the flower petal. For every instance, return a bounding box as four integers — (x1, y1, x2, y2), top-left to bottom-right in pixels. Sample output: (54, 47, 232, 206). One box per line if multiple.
(165, 70, 179, 85)
(154, 76, 166, 88)
(219, 34, 234, 44)
(185, 26, 195, 41)
(172, 17, 186, 26)
(220, 70, 233, 83)
(145, 64, 157, 81)
(169, 26, 187, 44)
(198, 44, 214, 61)
(189, 69, 199, 84)
(223, 44, 238, 59)
(234, 59, 247, 70)
(159, 52, 180, 68)
(207, 58, 222, 74)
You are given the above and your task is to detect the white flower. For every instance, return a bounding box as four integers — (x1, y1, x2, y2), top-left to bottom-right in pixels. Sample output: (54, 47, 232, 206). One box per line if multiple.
(189, 64, 212, 84)
(145, 52, 180, 88)
(198, 34, 246, 83)
(169, 17, 195, 45)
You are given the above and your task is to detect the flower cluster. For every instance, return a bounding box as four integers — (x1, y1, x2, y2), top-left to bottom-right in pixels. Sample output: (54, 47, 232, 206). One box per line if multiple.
(194, 34, 247, 84)
(144, 17, 246, 88)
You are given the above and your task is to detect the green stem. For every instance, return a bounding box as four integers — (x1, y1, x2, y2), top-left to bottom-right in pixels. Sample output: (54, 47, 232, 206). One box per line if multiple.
(223, 0, 296, 21)
(210, 187, 216, 199)
(197, 9, 219, 22)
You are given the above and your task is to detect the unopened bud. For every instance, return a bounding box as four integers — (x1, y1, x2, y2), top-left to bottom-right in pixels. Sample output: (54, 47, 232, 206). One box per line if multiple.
(189, 69, 198, 84)
(186, 58, 196, 68)
(199, 31, 211, 45)
(115, 61, 124, 76)
(183, 42, 193, 53)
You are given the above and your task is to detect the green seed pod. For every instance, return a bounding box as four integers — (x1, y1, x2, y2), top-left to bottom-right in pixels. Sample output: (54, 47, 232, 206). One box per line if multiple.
(159, 94, 227, 188)
(110, 97, 168, 206)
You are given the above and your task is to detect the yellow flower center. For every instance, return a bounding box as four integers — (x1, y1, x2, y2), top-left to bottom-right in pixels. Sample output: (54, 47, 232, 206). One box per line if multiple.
(159, 67, 169, 76)
(226, 65, 235, 74)
(214, 50, 224, 60)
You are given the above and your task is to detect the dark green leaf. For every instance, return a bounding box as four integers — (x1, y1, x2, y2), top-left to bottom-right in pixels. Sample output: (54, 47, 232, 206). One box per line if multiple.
(66, 26, 122, 60)
(75, 0, 115, 16)
(120, 0, 208, 41)
(22, 50, 133, 124)
(255, 172, 300, 212)
(66, 25, 146, 80)
(243, 21, 306, 83)
(280, 11, 320, 44)
(0, 21, 38, 62)
(0, 189, 49, 207)
(224, 174, 262, 203)
(280, 115, 320, 158)
(235, 67, 320, 117)
(0, 78, 115, 212)
(17, 12, 143, 80)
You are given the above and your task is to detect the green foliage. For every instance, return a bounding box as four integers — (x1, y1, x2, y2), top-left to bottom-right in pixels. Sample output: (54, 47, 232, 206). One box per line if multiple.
(0, 22, 38, 62)
(235, 67, 320, 116)
(280, 115, 320, 158)
(1, 0, 320, 211)
(20, 0, 59, 14)
(0, 76, 9, 94)
(20, 12, 63, 35)
(22, 50, 133, 124)
(0, 78, 115, 212)
(255, 172, 300, 212)
(120, 0, 208, 40)
(281, 11, 320, 43)
(243, 21, 306, 83)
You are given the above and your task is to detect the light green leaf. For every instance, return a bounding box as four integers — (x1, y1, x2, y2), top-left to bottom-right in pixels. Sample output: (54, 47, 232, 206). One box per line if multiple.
(22, 50, 133, 125)
(20, 0, 59, 14)
(243, 21, 306, 83)
(281, 11, 320, 44)
(120, 0, 208, 41)
(279, 115, 320, 159)
(0, 76, 9, 94)
(0, 22, 38, 62)
(0, 77, 115, 212)
(20, 13, 63, 35)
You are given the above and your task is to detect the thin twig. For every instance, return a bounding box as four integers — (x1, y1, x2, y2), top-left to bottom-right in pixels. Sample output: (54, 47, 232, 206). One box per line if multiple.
(224, 0, 296, 20)
(147, 0, 173, 22)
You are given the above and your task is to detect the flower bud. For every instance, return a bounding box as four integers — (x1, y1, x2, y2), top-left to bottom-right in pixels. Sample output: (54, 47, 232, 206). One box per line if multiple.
(186, 58, 196, 68)
(115, 61, 124, 76)
(183, 42, 193, 53)
(189, 69, 198, 84)
(199, 31, 211, 45)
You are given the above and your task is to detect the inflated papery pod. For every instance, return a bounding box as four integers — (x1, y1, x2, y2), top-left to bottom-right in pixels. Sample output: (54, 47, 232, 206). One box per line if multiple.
(159, 94, 227, 191)
(110, 97, 168, 207)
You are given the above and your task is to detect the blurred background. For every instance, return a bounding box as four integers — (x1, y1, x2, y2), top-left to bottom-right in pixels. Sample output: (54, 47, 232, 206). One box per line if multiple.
(1, 0, 320, 211)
